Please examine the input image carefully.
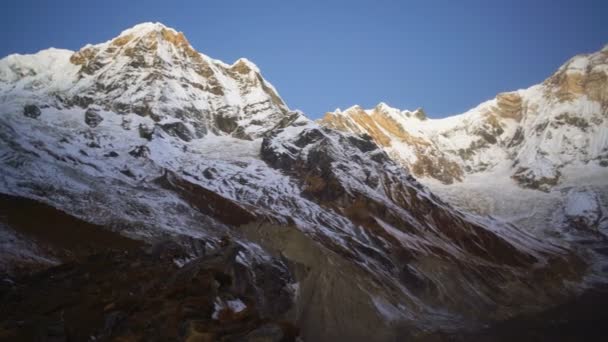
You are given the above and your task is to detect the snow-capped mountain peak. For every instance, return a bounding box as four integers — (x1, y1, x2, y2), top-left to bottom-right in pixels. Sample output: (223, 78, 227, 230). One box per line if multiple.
(0, 23, 603, 339)
(321, 45, 608, 190)
(0, 22, 291, 140)
(117, 21, 173, 36)
(319, 45, 608, 240)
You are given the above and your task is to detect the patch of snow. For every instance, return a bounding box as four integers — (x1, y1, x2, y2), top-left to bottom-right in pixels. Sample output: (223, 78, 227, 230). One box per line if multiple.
(565, 189, 599, 218)
(371, 296, 404, 322)
(211, 297, 247, 320)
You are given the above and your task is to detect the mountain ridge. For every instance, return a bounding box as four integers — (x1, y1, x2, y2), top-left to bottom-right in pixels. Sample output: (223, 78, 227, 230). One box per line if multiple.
(0, 22, 603, 341)
(0, 21, 290, 141)
(319, 44, 608, 248)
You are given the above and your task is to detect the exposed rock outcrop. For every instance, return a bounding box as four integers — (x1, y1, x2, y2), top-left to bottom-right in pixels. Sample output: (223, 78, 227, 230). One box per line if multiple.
(84, 108, 103, 127)
(23, 104, 41, 118)
(0, 239, 298, 341)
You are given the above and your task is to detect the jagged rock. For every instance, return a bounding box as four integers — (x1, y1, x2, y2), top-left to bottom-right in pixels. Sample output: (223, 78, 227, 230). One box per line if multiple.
(23, 104, 41, 118)
(231, 126, 253, 140)
(121, 117, 131, 130)
(129, 145, 150, 158)
(553, 112, 590, 132)
(214, 114, 239, 134)
(159, 121, 193, 141)
(494, 92, 523, 121)
(508, 127, 525, 148)
(84, 108, 103, 127)
(544, 50, 608, 108)
(138, 123, 154, 141)
(318, 104, 464, 184)
(413, 107, 427, 120)
(347, 134, 378, 153)
(512, 167, 561, 191)
(120, 168, 136, 178)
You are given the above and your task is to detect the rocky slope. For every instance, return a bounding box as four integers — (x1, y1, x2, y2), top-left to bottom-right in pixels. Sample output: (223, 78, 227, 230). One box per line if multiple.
(0, 198, 297, 342)
(320, 46, 608, 245)
(0, 23, 596, 340)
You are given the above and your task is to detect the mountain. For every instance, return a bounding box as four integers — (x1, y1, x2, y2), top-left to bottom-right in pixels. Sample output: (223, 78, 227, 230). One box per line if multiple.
(0, 23, 599, 341)
(0, 22, 289, 140)
(320, 46, 608, 244)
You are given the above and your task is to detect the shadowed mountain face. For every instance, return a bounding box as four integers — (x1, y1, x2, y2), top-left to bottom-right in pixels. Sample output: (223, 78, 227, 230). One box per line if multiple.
(0, 196, 297, 341)
(0, 23, 603, 341)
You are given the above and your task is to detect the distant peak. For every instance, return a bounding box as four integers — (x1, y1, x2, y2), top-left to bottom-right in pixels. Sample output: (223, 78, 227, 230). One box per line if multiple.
(344, 104, 363, 112)
(112, 22, 192, 48)
(118, 22, 172, 37)
(231, 58, 261, 74)
(412, 107, 427, 120)
(375, 102, 399, 112)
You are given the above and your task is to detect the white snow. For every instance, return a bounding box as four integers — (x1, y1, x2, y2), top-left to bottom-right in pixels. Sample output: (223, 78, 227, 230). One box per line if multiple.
(118, 22, 173, 37)
(227, 299, 247, 313)
(371, 296, 404, 322)
(564, 189, 599, 218)
(211, 297, 247, 319)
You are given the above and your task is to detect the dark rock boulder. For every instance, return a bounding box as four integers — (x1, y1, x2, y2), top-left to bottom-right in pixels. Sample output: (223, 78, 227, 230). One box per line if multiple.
(267, 111, 306, 132)
(84, 108, 104, 128)
(23, 104, 41, 118)
(129, 145, 150, 158)
(231, 126, 253, 140)
(508, 127, 525, 148)
(159, 121, 193, 142)
(293, 128, 325, 148)
(214, 113, 239, 134)
(512, 167, 561, 191)
(120, 117, 131, 130)
(138, 123, 154, 141)
(347, 134, 379, 153)
(413, 107, 427, 120)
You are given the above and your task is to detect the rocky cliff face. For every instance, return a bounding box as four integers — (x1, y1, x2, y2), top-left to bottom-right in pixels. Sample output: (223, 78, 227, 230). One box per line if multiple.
(0, 23, 597, 341)
(320, 103, 464, 184)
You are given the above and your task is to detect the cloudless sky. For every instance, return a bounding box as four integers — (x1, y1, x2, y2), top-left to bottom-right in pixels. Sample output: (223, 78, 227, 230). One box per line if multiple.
(2, 0, 607, 118)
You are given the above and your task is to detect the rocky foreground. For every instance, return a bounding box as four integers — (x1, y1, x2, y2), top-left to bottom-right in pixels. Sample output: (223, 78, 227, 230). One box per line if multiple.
(0, 194, 298, 341)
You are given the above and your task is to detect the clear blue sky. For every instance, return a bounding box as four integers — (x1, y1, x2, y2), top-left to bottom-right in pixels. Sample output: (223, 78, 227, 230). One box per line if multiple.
(2, 0, 607, 118)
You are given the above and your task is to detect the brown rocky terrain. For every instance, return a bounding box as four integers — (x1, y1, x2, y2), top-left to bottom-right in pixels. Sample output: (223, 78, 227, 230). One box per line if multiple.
(0, 196, 298, 342)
